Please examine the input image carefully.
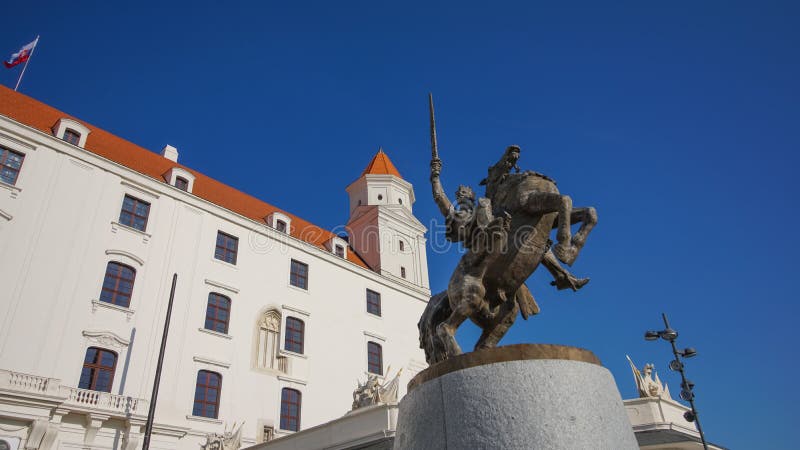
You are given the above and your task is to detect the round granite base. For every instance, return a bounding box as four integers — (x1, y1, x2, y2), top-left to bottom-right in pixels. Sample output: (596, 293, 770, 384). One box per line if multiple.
(395, 344, 638, 450)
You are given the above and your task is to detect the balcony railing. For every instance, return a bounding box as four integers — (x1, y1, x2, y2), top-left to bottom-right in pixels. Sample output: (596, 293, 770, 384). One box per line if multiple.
(64, 386, 147, 415)
(0, 369, 148, 416)
(2, 370, 57, 394)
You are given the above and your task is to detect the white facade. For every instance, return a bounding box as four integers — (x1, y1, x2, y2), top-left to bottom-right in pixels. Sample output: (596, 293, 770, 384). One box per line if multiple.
(0, 89, 430, 450)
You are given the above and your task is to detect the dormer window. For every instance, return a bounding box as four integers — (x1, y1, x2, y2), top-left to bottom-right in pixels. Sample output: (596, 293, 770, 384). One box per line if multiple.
(162, 167, 195, 194)
(175, 177, 189, 191)
(52, 118, 90, 148)
(266, 212, 292, 234)
(325, 236, 348, 259)
(63, 129, 81, 145)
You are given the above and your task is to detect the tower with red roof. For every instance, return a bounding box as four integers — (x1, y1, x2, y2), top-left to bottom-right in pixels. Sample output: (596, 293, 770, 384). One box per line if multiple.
(346, 149, 430, 290)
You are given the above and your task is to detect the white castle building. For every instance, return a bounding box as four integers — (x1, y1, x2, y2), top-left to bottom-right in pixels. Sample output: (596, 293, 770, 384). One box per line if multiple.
(0, 86, 431, 450)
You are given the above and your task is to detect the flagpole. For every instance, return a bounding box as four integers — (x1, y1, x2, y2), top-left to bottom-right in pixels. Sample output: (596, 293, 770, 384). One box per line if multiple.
(14, 36, 39, 92)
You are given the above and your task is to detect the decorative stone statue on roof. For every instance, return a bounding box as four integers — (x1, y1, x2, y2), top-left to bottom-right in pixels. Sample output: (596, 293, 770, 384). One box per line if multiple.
(351, 369, 403, 410)
(201, 422, 244, 450)
(419, 95, 598, 364)
(627, 355, 672, 400)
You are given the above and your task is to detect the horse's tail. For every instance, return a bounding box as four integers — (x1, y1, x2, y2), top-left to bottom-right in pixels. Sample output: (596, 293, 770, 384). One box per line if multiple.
(418, 291, 451, 365)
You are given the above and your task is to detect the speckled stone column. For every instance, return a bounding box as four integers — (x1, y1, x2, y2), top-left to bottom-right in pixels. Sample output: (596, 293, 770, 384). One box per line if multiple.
(394, 344, 638, 450)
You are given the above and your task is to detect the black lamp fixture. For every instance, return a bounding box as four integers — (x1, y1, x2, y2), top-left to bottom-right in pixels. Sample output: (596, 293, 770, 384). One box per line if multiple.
(644, 313, 709, 450)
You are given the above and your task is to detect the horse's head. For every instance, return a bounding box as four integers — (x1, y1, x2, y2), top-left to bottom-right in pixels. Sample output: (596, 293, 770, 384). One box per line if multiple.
(480, 145, 522, 199)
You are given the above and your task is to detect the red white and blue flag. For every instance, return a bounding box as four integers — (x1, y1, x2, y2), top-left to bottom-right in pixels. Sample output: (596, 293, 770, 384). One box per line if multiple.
(4, 37, 38, 69)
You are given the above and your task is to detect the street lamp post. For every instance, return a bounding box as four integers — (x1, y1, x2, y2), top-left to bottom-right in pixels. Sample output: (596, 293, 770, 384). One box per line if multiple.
(644, 313, 709, 450)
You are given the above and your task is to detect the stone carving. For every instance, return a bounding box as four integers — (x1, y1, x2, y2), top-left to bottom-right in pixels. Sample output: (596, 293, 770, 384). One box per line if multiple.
(419, 95, 597, 364)
(201, 423, 244, 450)
(260, 311, 281, 332)
(627, 355, 672, 400)
(82, 330, 130, 350)
(351, 369, 402, 410)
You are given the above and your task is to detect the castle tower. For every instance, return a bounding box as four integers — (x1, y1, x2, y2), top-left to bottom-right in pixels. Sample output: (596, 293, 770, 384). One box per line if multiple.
(346, 149, 430, 289)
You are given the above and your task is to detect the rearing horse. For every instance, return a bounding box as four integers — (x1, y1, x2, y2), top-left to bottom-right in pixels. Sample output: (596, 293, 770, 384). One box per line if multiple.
(418, 96, 597, 365)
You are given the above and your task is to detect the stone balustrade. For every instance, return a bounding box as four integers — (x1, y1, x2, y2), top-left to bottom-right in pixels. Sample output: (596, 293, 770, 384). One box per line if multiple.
(0, 368, 148, 416)
(63, 386, 148, 415)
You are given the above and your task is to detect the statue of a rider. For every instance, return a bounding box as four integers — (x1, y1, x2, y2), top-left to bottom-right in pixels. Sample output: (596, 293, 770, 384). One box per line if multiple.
(419, 95, 597, 365)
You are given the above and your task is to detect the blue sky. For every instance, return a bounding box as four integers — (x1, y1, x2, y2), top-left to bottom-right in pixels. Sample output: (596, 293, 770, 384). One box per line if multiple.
(3, 1, 798, 447)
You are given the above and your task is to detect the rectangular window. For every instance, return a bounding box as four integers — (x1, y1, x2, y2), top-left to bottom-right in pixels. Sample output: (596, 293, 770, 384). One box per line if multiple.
(335, 244, 345, 258)
(400, 266, 406, 279)
(366, 289, 381, 316)
(290, 260, 308, 290)
(63, 129, 81, 145)
(276, 220, 287, 233)
(175, 176, 189, 191)
(280, 388, 301, 431)
(119, 195, 150, 232)
(0, 147, 25, 186)
(367, 341, 383, 375)
(192, 370, 221, 418)
(284, 317, 305, 354)
(215, 231, 239, 265)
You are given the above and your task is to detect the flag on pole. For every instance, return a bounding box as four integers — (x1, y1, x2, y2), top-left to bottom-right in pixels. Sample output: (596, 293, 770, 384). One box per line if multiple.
(4, 37, 39, 69)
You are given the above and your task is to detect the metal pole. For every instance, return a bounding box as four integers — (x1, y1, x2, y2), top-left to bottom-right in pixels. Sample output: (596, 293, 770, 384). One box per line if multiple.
(14, 36, 39, 92)
(142, 273, 177, 450)
(662, 313, 709, 450)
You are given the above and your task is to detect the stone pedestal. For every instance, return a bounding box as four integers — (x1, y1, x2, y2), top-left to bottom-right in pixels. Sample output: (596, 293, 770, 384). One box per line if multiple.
(395, 344, 638, 450)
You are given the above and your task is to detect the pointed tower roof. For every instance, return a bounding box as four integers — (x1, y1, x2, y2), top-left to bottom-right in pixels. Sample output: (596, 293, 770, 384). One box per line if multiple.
(361, 148, 403, 178)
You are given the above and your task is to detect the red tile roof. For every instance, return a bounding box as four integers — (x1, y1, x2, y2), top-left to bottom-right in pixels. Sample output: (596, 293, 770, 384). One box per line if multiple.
(0, 85, 370, 270)
(361, 148, 403, 178)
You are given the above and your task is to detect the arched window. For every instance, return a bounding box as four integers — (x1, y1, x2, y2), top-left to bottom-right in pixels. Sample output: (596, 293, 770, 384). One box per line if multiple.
(367, 341, 383, 375)
(284, 317, 305, 354)
(193, 370, 222, 418)
(100, 262, 136, 307)
(257, 310, 282, 370)
(280, 388, 301, 431)
(205, 293, 231, 334)
(79, 347, 117, 392)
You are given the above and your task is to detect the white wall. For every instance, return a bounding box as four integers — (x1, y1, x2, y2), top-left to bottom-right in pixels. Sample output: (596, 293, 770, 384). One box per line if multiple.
(0, 116, 430, 449)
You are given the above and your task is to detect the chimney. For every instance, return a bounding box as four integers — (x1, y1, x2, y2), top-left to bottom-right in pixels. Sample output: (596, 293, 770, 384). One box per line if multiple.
(161, 145, 179, 162)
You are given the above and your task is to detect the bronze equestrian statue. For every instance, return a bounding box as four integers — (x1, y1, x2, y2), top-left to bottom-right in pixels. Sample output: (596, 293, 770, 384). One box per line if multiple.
(419, 95, 598, 364)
